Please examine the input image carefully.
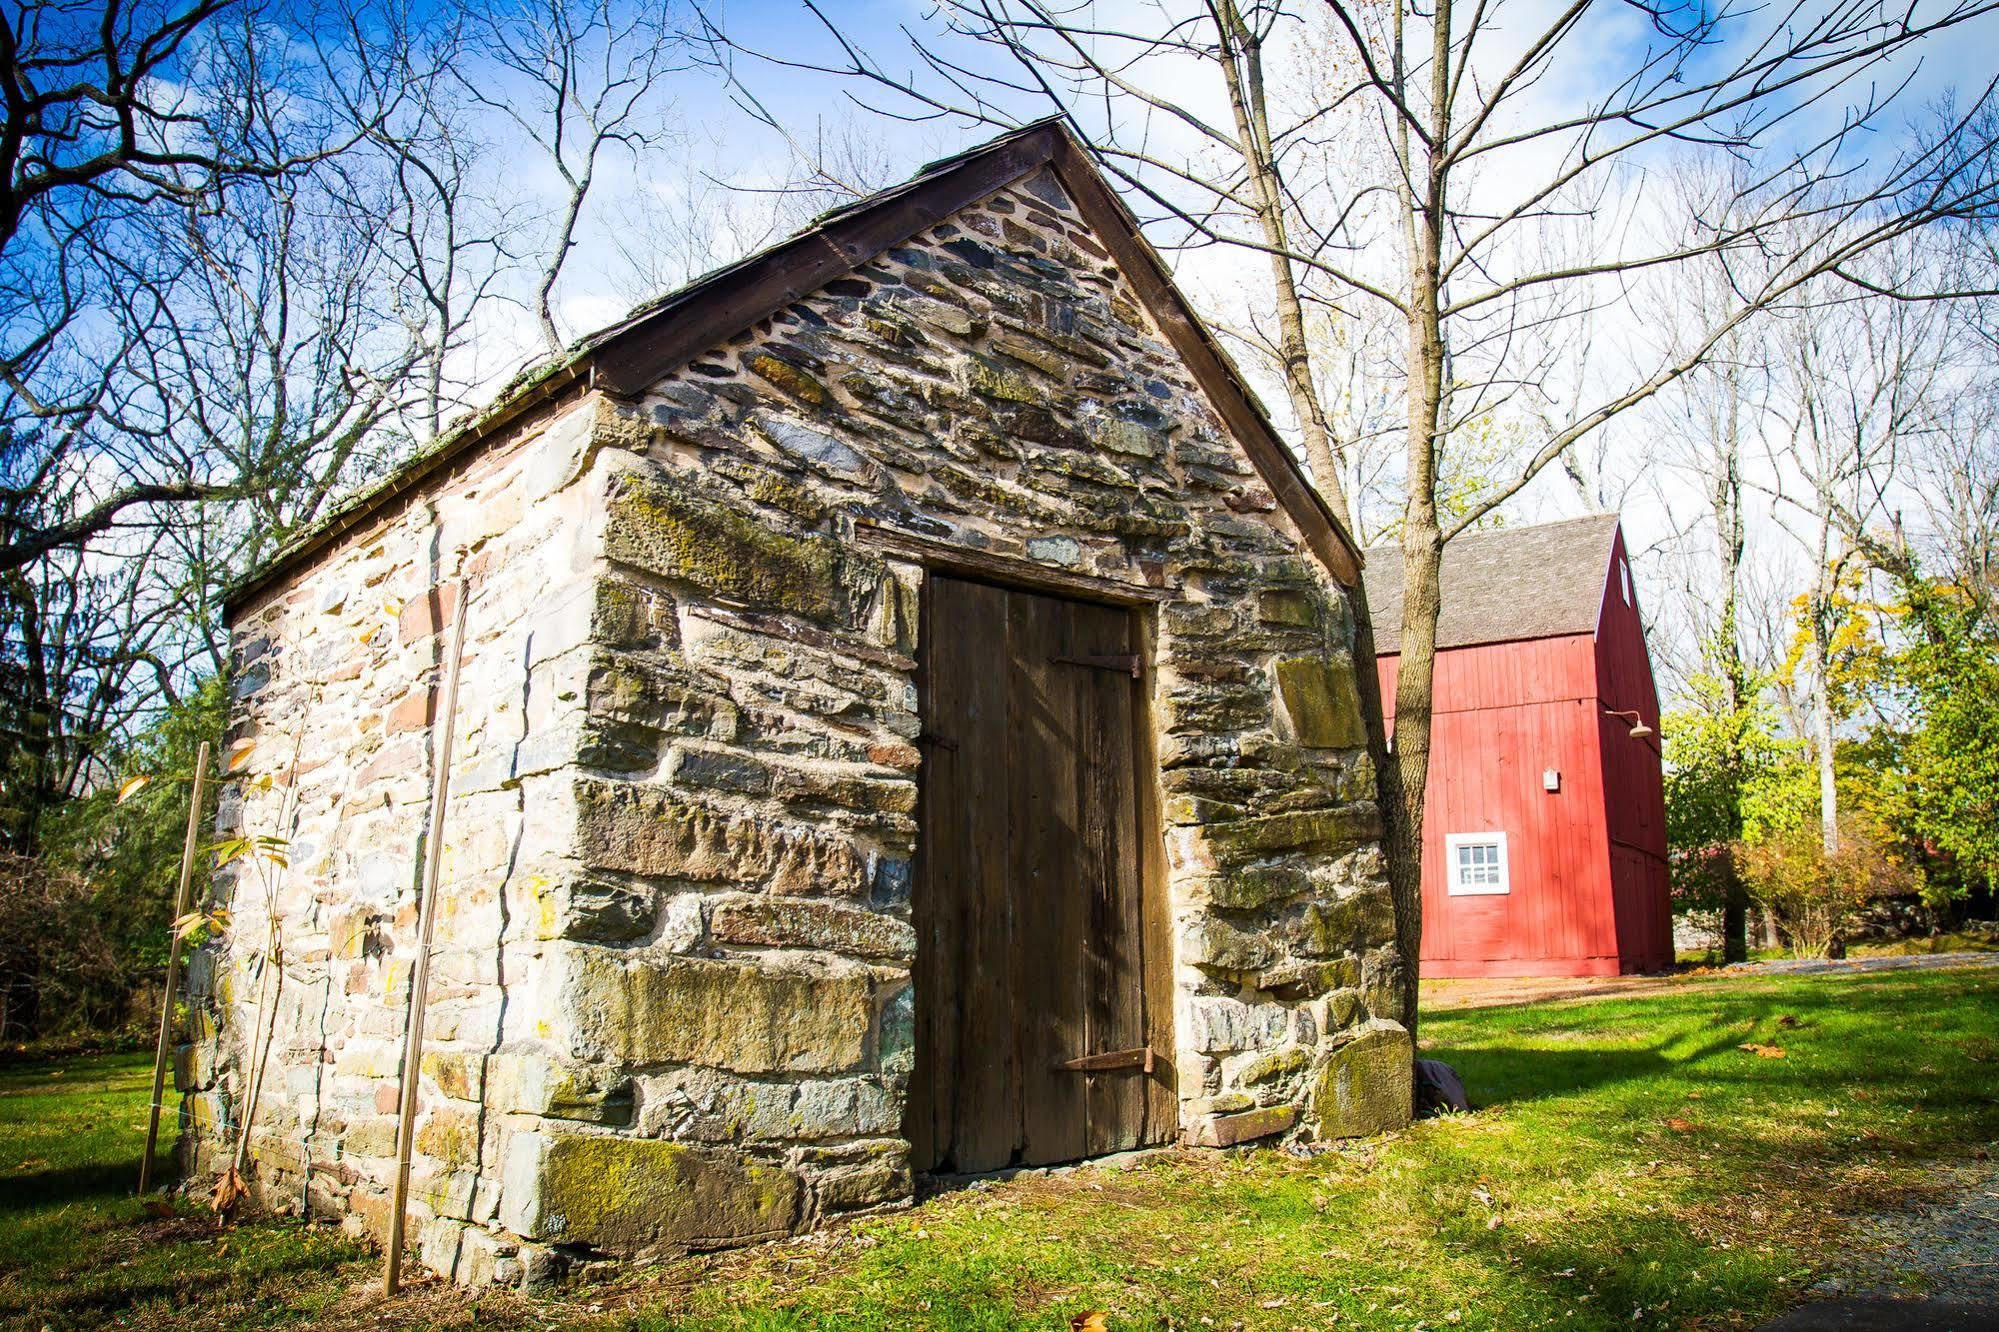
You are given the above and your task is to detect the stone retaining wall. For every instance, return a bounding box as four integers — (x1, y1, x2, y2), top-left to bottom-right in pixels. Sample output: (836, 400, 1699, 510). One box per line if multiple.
(187, 164, 1408, 1286)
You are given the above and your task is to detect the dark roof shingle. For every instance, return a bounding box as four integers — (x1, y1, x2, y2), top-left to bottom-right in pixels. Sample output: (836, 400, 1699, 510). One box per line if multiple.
(1363, 514, 1621, 651)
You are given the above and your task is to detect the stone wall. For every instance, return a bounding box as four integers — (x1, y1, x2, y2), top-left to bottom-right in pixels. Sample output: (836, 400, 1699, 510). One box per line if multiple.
(560, 166, 1406, 1183)
(183, 393, 612, 1284)
(188, 163, 1407, 1287)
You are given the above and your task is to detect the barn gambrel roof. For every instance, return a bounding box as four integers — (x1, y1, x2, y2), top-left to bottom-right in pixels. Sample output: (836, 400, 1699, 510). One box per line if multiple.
(226, 117, 1363, 617)
(1363, 513, 1624, 652)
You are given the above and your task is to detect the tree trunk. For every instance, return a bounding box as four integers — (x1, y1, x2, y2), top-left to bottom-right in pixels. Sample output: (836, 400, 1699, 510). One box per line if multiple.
(1758, 905, 1784, 951)
(1387, 163, 1449, 1035)
(1212, 4, 1351, 529)
(1814, 676, 1838, 854)
(1713, 387, 1752, 963)
(1812, 511, 1841, 856)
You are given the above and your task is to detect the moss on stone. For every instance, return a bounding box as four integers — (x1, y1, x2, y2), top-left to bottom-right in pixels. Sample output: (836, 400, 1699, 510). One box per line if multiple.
(746, 354, 830, 405)
(748, 470, 829, 521)
(1303, 887, 1396, 956)
(486, 1053, 633, 1125)
(565, 951, 873, 1074)
(415, 1109, 479, 1168)
(1200, 806, 1382, 865)
(420, 1050, 483, 1102)
(1256, 588, 1317, 626)
(603, 472, 843, 623)
(1201, 864, 1310, 910)
(1237, 1046, 1311, 1085)
(1310, 1019, 1413, 1139)
(517, 1135, 801, 1254)
(1272, 656, 1369, 749)
(966, 358, 1044, 404)
(589, 579, 660, 648)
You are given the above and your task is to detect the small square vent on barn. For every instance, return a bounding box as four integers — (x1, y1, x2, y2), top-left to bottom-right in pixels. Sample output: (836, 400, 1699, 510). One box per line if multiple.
(183, 119, 1407, 1287)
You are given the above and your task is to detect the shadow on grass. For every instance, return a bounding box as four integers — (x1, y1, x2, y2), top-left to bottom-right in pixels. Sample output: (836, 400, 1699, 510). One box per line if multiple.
(0, 1232, 357, 1324)
(0, 1156, 143, 1214)
(1432, 1027, 1753, 1109)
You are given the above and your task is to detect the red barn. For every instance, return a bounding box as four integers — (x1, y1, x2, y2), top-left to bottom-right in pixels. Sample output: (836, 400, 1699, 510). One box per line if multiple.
(1364, 515, 1673, 978)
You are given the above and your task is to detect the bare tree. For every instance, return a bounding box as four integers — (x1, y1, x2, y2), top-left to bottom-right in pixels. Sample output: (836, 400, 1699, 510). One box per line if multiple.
(597, 112, 906, 308)
(446, 0, 694, 355)
(706, 0, 1999, 1033)
(1762, 237, 1954, 855)
(125, 160, 455, 669)
(0, 0, 379, 572)
(310, 0, 522, 440)
(0, 530, 183, 854)
(2, 0, 522, 823)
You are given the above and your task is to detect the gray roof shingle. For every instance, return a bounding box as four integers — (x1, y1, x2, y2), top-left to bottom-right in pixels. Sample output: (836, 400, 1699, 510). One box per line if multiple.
(1363, 514, 1621, 651)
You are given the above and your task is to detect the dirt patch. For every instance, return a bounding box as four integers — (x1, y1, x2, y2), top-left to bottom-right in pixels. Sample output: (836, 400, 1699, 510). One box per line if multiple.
(1421, 971, 1714, 1013)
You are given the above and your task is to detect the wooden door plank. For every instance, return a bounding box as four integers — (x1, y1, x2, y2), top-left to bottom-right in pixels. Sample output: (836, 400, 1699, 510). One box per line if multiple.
(1012, 588, 1088, 1166)
(913, 577, 1168, 1173)
(910, 576, 1018, 1173)
(1075, 600, 1147, 1156)
(953, 577, 1018, 1173)
(1133, 610, 1180, 1143)
(909, 575, 963, 1171)
(906, 574, 944, 1173)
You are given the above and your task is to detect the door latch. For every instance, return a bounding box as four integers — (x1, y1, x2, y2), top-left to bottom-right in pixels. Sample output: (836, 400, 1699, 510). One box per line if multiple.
(1055, 1046, 1156, 1073)
(1051, 653, 1142, 679)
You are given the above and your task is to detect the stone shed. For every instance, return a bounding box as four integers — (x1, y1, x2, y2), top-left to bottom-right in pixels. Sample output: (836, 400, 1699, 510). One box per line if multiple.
(182, 118, 1410, 1286)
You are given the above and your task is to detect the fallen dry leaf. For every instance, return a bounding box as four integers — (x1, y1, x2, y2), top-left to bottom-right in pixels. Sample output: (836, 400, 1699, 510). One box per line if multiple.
(209, 1167, 248, 1216)
(1071, 1313, 1110, 1331)
(1664, 1117, 1697, 1133)
(1739, 1043, 1787, 1058)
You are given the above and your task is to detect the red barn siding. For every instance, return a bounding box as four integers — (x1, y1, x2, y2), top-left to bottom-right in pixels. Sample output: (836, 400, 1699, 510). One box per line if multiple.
(1376, 526, 1672, 977)
(1592, 530, 1673, 972)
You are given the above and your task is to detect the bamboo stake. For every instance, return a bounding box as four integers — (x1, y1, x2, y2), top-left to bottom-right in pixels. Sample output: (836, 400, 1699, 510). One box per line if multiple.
(139, 740, 211, 1196)
(385, 584, 470, 1295)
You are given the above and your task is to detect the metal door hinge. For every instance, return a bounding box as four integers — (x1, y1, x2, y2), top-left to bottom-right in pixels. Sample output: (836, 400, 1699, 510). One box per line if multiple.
(916, 733, 959, 752)
(1052, 653, 1142, 679)
(1056, 1046, 1155, 1073)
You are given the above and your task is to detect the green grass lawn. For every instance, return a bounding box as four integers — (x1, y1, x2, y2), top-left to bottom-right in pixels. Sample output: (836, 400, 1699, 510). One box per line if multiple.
(0, 1052, 367, 1331)
(2, 964, 1994, 1331)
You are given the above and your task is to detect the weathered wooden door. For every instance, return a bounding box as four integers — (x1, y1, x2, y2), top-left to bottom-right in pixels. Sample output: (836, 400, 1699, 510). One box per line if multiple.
(908, 574, 1171, 1174)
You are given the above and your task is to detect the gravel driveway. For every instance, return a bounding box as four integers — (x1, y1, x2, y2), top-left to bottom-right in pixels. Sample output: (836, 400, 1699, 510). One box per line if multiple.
(1761, 1156, 1999, 1330)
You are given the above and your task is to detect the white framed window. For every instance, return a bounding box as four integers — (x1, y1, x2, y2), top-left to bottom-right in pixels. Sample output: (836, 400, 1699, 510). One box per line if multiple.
(1445, 832, 1511, 895)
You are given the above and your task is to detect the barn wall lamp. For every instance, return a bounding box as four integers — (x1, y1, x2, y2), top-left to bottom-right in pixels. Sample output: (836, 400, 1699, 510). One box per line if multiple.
(1603, 707, 1653, 739)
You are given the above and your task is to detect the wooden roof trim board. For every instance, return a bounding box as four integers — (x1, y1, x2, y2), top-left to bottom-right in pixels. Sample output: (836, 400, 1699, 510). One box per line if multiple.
(225, 118, 1361, 618)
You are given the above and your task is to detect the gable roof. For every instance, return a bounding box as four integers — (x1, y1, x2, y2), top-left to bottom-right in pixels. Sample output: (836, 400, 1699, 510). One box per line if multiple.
(225, 117, 1361, 618)
(1363, 514, 1622, 652)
